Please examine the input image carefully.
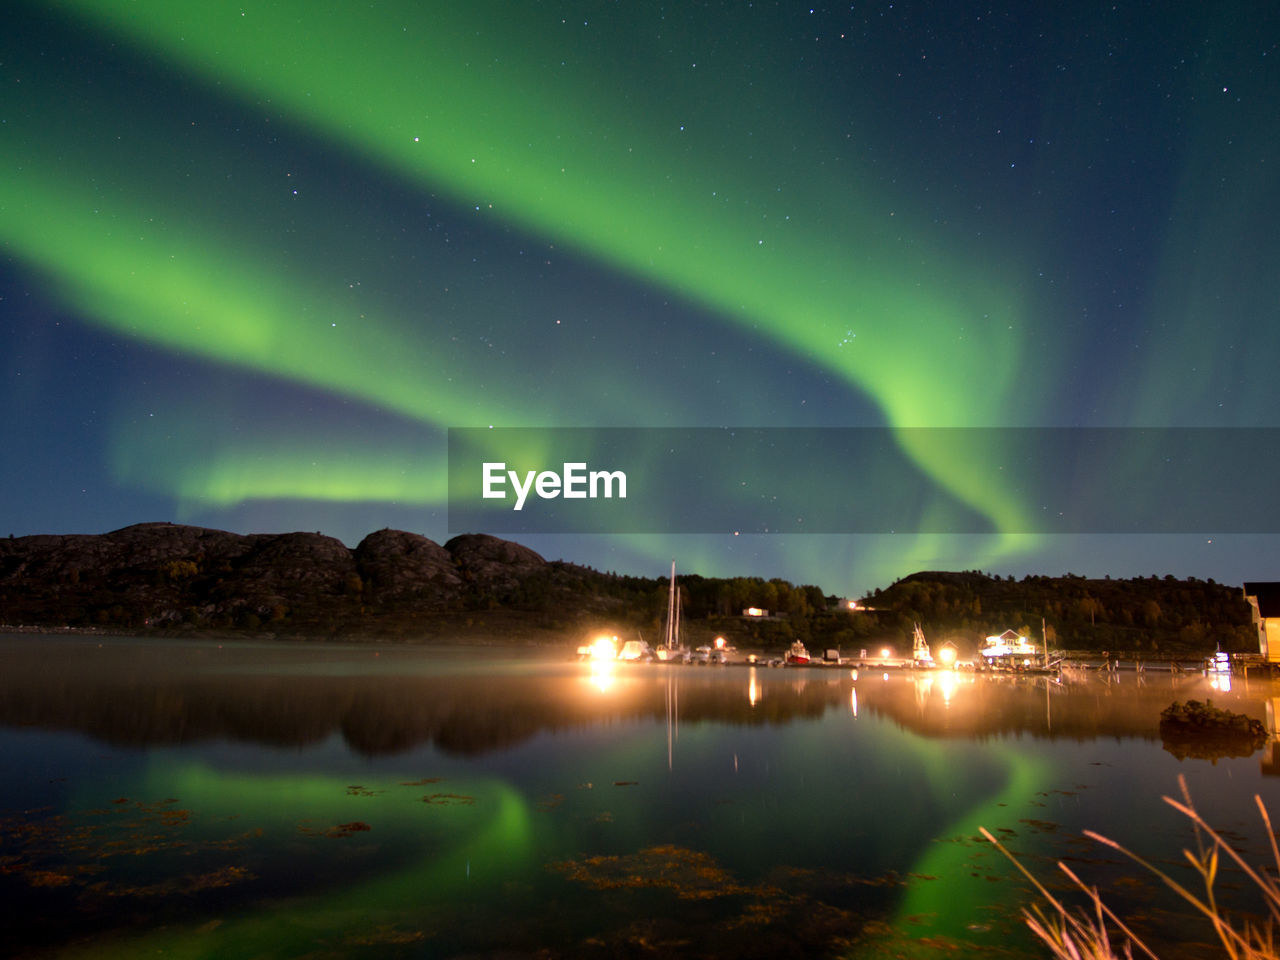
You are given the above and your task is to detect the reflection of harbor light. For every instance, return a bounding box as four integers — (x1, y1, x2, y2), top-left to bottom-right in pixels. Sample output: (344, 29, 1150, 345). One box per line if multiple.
(748, 667, 760, 707)
(1210, 673, 1233, 693)
(850, 686, 858, 717)
(938, 669, 957, 703)
(588, 660, 615, 693)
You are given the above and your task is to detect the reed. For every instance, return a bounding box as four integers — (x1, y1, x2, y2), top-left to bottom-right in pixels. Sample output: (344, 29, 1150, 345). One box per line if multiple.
(983, 775, 1280, 960)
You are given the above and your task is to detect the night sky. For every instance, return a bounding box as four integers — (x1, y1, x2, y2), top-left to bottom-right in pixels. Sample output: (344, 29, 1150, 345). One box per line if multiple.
(3, 1, 1278, 596)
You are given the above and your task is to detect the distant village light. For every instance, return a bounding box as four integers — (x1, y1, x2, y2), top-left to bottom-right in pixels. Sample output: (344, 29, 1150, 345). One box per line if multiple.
(837, 598, 875, 612)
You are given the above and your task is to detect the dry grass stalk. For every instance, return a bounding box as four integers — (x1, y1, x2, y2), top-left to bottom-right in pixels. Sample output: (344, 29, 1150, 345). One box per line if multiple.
(983, 775, 1280, 960)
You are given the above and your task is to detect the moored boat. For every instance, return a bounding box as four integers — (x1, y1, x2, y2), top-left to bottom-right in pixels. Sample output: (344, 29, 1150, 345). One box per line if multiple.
(785, 640, 811, 664)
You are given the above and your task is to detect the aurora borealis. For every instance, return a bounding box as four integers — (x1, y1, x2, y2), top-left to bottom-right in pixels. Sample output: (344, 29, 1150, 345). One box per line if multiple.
(4, 1, 1279, 592)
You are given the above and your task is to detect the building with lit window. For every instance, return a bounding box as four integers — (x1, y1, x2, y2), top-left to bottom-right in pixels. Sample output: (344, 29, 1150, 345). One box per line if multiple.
(1243, 583, 1280, 663)
(981, 628, 1038, 666)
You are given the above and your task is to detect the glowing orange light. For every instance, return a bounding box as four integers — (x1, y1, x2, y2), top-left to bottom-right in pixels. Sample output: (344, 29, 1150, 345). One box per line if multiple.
(590, 635, 618, 660)
(589, 660, 615, 692)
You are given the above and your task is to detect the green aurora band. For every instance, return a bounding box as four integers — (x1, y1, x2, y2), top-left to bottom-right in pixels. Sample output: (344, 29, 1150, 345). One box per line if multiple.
(11, 2, 1276, 585)
(7, 1, 1044, 556)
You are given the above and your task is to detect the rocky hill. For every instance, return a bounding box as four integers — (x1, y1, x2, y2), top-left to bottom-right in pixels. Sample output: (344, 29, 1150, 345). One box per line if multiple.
(0, 523, 641, 642)
(0, 524, 1259, 655)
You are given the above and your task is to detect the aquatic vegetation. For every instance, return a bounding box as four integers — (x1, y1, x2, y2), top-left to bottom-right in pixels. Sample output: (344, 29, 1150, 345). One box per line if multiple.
(548, 845, 895, 958)
(341, 925, 428, 946)
(297, 820, 373, 838)
(552, 844, 764, 900)
(0, 798, 257, 891)
(984, 776, 1280, 960)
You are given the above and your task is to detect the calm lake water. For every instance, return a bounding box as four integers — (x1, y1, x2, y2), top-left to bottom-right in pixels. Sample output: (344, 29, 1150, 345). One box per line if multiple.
(3, 635, 1280, 959)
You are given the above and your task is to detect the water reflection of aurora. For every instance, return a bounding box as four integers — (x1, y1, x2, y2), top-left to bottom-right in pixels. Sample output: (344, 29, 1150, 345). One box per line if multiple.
(37, 736, 1039, 959)
(4, 683, 1057, 955)
(10, 638, 1272, 956)
(48, 763, 534, 959)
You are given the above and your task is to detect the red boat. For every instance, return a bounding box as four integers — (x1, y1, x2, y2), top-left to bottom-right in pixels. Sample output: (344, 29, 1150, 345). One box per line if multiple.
(785, 640, 811, 664)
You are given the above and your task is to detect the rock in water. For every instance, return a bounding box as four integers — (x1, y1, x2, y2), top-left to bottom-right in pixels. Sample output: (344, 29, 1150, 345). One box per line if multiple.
(1159, 699, 1268, 762)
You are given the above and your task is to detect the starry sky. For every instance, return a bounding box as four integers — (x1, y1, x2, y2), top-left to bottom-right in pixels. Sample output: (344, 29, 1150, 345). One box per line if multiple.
(3, 1, 1278, 596)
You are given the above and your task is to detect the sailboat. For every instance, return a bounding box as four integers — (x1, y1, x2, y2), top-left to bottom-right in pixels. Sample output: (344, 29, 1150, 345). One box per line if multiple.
(655, 561, 690, 662)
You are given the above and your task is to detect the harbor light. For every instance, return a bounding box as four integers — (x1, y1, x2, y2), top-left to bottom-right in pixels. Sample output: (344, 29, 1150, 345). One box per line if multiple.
(590, 635, 618, 660)
(938, 646, 957, 666)
(880, 647, 891, 659)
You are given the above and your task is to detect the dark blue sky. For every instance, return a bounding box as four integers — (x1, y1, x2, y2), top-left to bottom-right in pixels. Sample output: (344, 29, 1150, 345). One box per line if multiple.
(3, 1, 1278, 595)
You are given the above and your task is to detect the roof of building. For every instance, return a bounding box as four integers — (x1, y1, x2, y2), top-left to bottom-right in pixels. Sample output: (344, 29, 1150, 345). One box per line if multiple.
(1243, 582, 1280, 618)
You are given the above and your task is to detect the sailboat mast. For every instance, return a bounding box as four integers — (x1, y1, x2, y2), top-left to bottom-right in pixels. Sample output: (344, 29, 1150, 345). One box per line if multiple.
(675, 584, 681, 648)
(665, 561, 676, 650)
